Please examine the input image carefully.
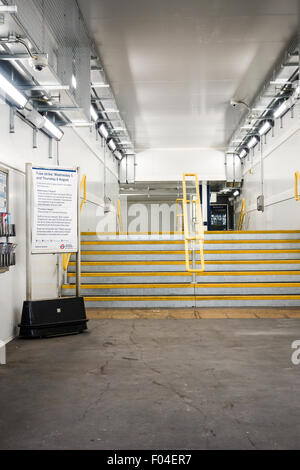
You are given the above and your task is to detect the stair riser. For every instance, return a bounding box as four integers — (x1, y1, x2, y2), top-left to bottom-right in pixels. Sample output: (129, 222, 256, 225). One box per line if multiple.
(68, 262, 300, 273)
(80, 242, 300, 251)
(81, 232, 300, 241)
(62, 286, 300, 296)
(83, 299, 300, 307)
(68, 274, 300, 284)
(75, 253, 300, 261)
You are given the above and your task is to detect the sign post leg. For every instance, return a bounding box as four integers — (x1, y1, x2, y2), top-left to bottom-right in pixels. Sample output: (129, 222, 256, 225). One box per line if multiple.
(76, 167, 81, 297)
(25, 163, 32, 301)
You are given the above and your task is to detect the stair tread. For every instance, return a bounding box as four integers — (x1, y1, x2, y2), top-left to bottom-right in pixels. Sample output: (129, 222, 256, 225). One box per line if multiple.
(68, 270, 300, 276)
(81, 294, 300, 300)
(63, 282, 300, 288)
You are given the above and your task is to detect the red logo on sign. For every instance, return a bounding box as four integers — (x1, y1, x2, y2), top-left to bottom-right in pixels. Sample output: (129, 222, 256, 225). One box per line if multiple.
(60, 244, 65, 250)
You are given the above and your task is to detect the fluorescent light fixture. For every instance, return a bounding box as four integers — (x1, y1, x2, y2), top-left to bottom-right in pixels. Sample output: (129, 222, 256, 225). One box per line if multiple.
(108, 139, 117, 151)
(90, 105, 98, 122)
(104, 109, 120, 113)
(0, 71, 27, 108)
(91, 83, 110, 88)
(273, 101, 288, 118)
(270, 79, 292, 85)
(233, 190, 239, 197)
(247, 136, 258, 149)
(0, 6, 18, 12)
(99, 123, 109, 139)
(239, 149, 247, 158)
(258, 121, 272, 136)
(43, 117, 64, 141)
(114, 151, 123, 161)
(71, 74, 77, 89)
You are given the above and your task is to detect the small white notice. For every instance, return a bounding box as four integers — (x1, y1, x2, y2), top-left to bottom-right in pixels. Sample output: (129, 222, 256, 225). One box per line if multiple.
(32, 167, 78, 253)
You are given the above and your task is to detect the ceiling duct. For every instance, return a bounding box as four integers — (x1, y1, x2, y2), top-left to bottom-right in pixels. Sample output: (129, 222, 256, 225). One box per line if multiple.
(1, 0, 91, 122)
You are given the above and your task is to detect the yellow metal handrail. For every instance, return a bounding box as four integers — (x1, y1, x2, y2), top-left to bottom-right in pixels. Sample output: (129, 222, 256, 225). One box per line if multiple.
(237, 198, 246, 230)
(62, 174, 87, 273)
(295, 172, 300, 201)
(182, 173, 205, 272)
(175, 198, 184, 232)
(117, 199, 123, 234)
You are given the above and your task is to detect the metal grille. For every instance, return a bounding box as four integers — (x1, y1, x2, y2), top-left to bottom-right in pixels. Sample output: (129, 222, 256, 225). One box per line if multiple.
(3, 0, 91, 119)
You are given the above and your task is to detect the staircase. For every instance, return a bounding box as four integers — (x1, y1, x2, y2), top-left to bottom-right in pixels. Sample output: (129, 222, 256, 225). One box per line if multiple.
(62, 230, 300, 308)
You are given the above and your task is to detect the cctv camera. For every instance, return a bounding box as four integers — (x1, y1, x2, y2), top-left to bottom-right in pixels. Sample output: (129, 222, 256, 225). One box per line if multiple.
(30, 53, 48, 72)
(230, 99, 239, 108)
(230, 99, 250, 111)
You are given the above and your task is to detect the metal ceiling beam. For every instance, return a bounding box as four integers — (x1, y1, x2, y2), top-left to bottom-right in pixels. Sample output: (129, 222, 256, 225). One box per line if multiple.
(0, 53, 29, 60)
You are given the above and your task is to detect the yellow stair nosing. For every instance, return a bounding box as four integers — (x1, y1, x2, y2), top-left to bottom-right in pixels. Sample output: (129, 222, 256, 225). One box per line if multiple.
(81, 239, 300, 246)
(81, 230, 300, 235)
(62, 282, 300, 289)
(69, 259, 300, 266)
(83, 294, 300, 301)
(67, 270, 300, 277)
(80, 249, 300, 255)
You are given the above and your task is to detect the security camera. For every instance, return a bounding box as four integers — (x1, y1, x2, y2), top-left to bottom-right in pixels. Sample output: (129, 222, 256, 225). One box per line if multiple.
(230, 99, 239, 108)
(230, 99, 250, 111)
(30, 53, 48, 72)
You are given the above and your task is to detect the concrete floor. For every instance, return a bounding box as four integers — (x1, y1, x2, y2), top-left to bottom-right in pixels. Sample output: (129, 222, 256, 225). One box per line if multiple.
(1, 318, 300, 449)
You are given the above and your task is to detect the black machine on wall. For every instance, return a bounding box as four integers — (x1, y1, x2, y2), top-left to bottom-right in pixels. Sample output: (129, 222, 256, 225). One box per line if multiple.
(209, 204, 229, 231)
(0, 167, 16, 274)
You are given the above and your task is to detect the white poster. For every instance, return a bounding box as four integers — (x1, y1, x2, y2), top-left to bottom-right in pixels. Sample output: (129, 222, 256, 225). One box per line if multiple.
(0, 170, 7, 212)
(32, 167, 78, 253)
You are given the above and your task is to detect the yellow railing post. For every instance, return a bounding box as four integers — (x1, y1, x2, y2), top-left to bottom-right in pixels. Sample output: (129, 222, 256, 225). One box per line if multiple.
(117, 199, 123, 234)
(237, 198, 246, 231)
(295, 172, 300, 201)
(175, 198, 184, 232)
(182, 173, 205, 273)
(62, 174, 87, 274)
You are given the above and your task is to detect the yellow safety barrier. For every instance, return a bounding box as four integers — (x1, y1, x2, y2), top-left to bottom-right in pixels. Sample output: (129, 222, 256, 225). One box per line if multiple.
(117, 199, 123, 234)
(237, 198, 246, 231)
(295, 172, 300, 201)
(175, 198, 184, 232)
(62, 174, 87, 273)
(182, 173, 205, 272)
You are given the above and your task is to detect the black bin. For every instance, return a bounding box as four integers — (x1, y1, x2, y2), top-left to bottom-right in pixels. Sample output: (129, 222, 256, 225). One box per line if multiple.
(19, 297, 88, 338)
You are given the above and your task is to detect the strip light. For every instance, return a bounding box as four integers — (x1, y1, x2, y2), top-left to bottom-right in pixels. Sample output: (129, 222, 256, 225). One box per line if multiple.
(99, 123, 109, 139)
(114, 151, 123, 161)
(273, 101, 288, 118)
(71, 74, 77, 89)
(108, 139, 116, 151)
(258, 121, 272, 136)
(0, 71, 27, 108)
(90, 105, 98, 122)
(240, 149, 247, 158)
(43, 117, 64, 141)
(247, 136, 258, 149)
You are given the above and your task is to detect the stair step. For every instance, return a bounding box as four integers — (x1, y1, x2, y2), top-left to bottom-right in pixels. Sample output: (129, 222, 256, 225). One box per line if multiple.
(67, 271, 300, 284)
(68, 260, 300, 273)
(62, 282, 300, 296)
(80, 294, 300, 308)
(76, 250, 300, 262)
(80, 240, 300, 251)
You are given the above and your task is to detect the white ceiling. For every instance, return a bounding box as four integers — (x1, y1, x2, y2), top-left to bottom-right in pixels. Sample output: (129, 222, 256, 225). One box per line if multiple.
(78, 0, 299, 151)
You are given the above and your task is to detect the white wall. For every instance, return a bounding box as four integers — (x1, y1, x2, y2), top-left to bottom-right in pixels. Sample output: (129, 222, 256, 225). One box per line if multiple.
(0, 103, 119, 343)
(235, 101, 300, 230)
(135, 148, 226, 181)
